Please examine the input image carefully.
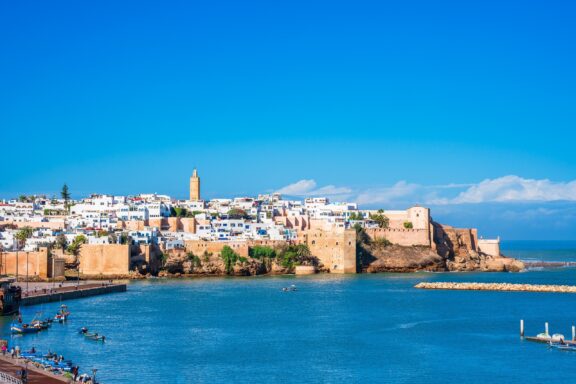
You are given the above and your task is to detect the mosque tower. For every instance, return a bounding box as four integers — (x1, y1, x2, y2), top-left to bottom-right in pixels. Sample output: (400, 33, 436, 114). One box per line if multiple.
(189, 168, 200, 201)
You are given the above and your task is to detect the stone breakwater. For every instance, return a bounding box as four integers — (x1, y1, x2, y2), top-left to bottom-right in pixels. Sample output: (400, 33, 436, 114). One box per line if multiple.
(414, 282, 576, 293)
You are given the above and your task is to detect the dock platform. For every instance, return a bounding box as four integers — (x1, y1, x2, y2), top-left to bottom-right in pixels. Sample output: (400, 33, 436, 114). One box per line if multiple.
(21, 283, 127, 306)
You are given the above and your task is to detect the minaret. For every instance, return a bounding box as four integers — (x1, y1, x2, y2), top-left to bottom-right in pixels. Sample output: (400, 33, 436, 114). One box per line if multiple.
(189, 168, 200, 201)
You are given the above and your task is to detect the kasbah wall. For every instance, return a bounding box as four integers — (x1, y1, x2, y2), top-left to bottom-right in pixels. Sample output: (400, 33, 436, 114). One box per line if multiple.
(79, 244, 130, 276)
(118, 218, 196, 233)
(1, 248, 51, 278)
(300, 229, 357, 274)
(183, 230, 357, 274)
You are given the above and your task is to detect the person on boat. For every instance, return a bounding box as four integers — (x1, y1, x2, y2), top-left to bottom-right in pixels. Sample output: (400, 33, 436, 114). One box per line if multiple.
(81, 327, 88, 334)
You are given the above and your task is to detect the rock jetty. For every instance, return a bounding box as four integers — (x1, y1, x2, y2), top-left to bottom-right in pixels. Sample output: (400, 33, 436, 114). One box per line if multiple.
(414, 282, 576, 293)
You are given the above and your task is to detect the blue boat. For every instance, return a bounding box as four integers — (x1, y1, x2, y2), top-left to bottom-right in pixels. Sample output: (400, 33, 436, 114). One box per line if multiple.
(10, 323, 41, 334)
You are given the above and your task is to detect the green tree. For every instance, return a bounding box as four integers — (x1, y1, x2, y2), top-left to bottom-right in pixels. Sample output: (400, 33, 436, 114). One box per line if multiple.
(67, 235, 87, 260)
(249, 245, 276, 259)
(96, 229, 108, 238)
(15, 227, 34, 249)
(61, 184, 71, 213)
(119, 233, 130, 245)
(370, 211, 390, 229)
(55, 233, 68, 250)
(227, 208, 249, 220)
(403, 221, 413, 229)
(276, 244, 313, 269)
(349, 212, 364, 221)
(187, 252, 202, 272)
(220, 246, 238, 274)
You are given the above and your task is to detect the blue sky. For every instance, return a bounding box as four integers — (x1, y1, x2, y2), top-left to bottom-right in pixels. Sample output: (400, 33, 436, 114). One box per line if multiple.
(1, 0, 575, 239)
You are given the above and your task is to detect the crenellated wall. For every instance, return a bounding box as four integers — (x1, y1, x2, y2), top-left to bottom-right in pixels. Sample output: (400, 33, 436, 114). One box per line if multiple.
(184, 240, 249, 257)
(366, 228, 432, 247)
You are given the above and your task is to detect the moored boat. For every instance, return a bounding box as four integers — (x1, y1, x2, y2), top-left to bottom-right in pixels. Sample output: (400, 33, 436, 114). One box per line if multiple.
(549, 341, 576, 351)
(0, 278, 22, 316)
(54, 304, 70, 322)
(11, 323, 42, 334)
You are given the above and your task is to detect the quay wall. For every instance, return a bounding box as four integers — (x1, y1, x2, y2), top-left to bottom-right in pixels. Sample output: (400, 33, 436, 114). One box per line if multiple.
(21, 284, 127, 306)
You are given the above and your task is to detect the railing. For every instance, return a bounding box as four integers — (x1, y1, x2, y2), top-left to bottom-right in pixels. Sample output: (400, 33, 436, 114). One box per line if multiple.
(0, 371, 23, 384)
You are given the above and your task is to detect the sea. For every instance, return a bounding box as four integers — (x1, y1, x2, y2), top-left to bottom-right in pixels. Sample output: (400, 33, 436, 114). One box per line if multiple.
(1, 240, 575, 383)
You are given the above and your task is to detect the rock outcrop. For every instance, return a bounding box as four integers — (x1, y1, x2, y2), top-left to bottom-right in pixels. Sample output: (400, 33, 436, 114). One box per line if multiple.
(359, 222, 524, 273)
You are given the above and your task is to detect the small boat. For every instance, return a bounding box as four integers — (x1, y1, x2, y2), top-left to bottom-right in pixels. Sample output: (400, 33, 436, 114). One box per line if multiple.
(54, 304, 70, 323)
(31, 320, 50, 330)
(84, 332, 106, 342)
(11, 323, 42, 334)
(282, 285, 297, 292)
(550, 341, 576, 351)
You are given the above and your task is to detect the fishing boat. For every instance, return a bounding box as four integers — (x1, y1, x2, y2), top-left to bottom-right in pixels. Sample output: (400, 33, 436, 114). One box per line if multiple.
(30, 312, 51, 330)
(54, 304, 70, 323)
(80, 328, 106, 341)
(11, 323, 42, 334)
(84, 332, 106, 342)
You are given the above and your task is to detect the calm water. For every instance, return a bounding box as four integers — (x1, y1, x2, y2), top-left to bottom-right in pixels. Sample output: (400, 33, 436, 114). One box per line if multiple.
(1, 241, 576, 383)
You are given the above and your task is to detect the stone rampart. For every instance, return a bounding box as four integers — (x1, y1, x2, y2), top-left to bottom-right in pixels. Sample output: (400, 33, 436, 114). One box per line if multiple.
(184, 240, 249, 257)
(1, 247, 50, 278)
(79, 244, 130, 276)
(366, 228, 431, 247)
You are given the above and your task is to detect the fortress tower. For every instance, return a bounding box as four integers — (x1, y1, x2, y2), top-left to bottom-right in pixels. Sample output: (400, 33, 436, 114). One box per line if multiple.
(189, 168, 200, 201)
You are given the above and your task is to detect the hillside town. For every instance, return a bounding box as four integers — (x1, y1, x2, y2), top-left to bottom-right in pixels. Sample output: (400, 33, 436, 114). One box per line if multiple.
(0, 169, 519, 280)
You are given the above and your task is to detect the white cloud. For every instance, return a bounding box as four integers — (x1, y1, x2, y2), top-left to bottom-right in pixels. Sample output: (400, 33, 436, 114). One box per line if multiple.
(354, 181, 420, 205)
(431, 175, 576, 205)
(275, 176, 576, 208)
(275, 179, 352, 199)
(275, 179, 317, 195)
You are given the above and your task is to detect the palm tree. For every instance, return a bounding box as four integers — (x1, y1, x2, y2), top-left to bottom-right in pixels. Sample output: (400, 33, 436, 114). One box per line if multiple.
(15, 227, 34, 250)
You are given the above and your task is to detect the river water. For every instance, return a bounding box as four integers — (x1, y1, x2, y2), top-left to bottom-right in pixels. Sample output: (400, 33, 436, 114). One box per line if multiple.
(1, 241, 575, 383)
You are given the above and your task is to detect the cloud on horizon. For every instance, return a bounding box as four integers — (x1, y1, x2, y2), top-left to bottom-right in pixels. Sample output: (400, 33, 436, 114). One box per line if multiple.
(275, 175, 576, 207)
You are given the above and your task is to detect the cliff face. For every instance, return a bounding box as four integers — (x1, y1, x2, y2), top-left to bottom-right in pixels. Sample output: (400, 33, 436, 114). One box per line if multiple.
(362, 243, 523, 273)
(159, 251, 318, 277)
(360, 223, 524, 273)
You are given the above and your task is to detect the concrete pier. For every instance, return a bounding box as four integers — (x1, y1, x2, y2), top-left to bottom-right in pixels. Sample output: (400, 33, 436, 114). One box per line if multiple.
(21, 283, 127, 306)
(0, 355, 69, 383)
(414, 282, 576, 293)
